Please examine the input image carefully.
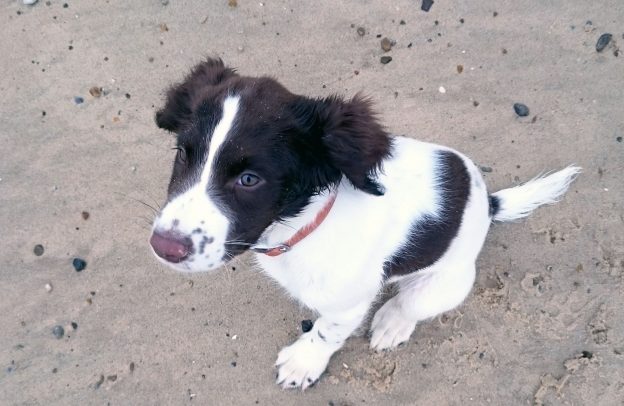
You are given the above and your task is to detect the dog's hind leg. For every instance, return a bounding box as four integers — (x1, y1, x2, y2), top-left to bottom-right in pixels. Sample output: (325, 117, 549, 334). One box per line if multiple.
(370, 262, 476, 351)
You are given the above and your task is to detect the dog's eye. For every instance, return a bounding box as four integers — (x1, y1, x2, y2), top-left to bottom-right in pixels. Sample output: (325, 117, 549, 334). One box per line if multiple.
(173, 147, 187, 164)
(238, 173, 261, 187)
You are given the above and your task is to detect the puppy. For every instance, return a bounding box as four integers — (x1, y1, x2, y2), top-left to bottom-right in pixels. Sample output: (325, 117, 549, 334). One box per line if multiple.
(149, 58, 580, 390)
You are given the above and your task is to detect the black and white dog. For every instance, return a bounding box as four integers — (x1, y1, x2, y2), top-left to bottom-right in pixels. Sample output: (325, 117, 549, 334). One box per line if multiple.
(149, 58, 580, 390)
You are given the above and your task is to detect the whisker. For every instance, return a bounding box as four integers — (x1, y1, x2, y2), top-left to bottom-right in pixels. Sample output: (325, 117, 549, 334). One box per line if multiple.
(114, 192, 162, 214)
(135, 199, 159, 214)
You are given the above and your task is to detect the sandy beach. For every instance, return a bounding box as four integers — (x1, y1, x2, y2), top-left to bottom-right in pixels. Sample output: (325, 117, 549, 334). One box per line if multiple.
(1, 0, 623, 404)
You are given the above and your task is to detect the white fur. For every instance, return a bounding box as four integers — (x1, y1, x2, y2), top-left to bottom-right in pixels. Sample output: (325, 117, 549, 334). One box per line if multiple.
(151, 96, 240, 273)
(491, 166, 581, 222)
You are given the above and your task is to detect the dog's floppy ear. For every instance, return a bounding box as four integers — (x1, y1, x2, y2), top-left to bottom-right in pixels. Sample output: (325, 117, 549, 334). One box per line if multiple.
(155, 58, 238, 133)
(314, 94, 392, 195)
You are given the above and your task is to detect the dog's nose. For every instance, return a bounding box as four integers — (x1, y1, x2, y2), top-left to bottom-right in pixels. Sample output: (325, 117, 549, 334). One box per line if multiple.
(150, 230, 193, 263)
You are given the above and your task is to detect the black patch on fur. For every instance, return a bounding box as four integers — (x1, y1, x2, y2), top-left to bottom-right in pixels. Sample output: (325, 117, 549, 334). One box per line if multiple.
(301, 319, 313, 333)
(488, 195, 500, 217)
(383, 151, 471, 277)
(156, 58, 237, 133)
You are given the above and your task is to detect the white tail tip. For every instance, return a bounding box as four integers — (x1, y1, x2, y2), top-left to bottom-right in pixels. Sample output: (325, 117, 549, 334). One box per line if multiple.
(491, 165, 581, 222)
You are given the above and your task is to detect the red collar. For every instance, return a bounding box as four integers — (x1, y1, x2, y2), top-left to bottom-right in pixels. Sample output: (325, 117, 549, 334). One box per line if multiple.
(252, 193, 337, 257)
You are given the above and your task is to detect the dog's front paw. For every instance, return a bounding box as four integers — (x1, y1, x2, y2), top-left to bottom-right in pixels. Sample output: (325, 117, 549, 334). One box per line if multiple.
(275, 334, 333, 390)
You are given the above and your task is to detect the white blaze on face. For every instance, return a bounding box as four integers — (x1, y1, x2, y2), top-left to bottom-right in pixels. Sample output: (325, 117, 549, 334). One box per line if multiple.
(152, 96, 240, 273)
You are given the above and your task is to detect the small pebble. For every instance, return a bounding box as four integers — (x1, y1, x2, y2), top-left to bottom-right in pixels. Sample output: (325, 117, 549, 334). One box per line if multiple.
(62, 3, 68, 8)
(438, 86, 446, 94)
(129, 362, 135, 372)
(94, 375, 104, 389)
(228, 0, 237, 7)
(456, 64, 463, 73)
(72, 258, 87, 272)
(480, 166, 493, 173)
(421, 0, 434, 12)
(73, 96, 84, 105)
(356, 26, 366, 36)
(381, 37, 394, 52)
(616, 136, 622, 143)
(33, 244, 45, 256)
(107, 375, 117, 382)
(595, 33, 612, 52)
(301, 319, 313, 333)
(231, 361, 237, 367)
(161, 0, 169, 5)
(23, 0, 38, 5)
(45, 283, 53, 293)
(513, 103, 530, 117)
(71, 322, 78, 330)
(581, 350, 593, 359)
(52, 325, 64, 339)
(89, 87, 102, 98)
(380, 56, 392, 64)
(81, 211, 90, 220)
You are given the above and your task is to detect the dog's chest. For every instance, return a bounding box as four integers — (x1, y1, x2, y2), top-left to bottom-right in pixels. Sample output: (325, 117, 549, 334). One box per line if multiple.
(255, 248, 383, 313)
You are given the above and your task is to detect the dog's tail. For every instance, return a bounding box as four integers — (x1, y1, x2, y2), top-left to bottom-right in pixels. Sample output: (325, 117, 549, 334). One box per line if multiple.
(488, 166, 581, 222)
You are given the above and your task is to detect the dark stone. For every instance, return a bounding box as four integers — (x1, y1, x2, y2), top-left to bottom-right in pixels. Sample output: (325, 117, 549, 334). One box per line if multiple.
(73, 96, 84, 105)
(617, 136, 622, 142)
(33, 244, 45, 256)
(596, 33, 612, 52)
(52, 325, 64, 339)
(72, 258, 87, 272)
(231, 361, 237, 367)
(421, 0, 434, 12)
(513, 103, 530, 117)
(71, 322, 78, 330)
(480, 166, 493, 173)
(356, 26, 365, 36)
(301, 319, 313, 333)
(381, 37, 393, 52)
(380, 56, 393, 64)
(581, 350, 593, 359)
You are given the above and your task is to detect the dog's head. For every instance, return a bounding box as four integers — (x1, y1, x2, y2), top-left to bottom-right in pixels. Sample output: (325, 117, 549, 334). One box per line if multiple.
(149, 58, 391, 272)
